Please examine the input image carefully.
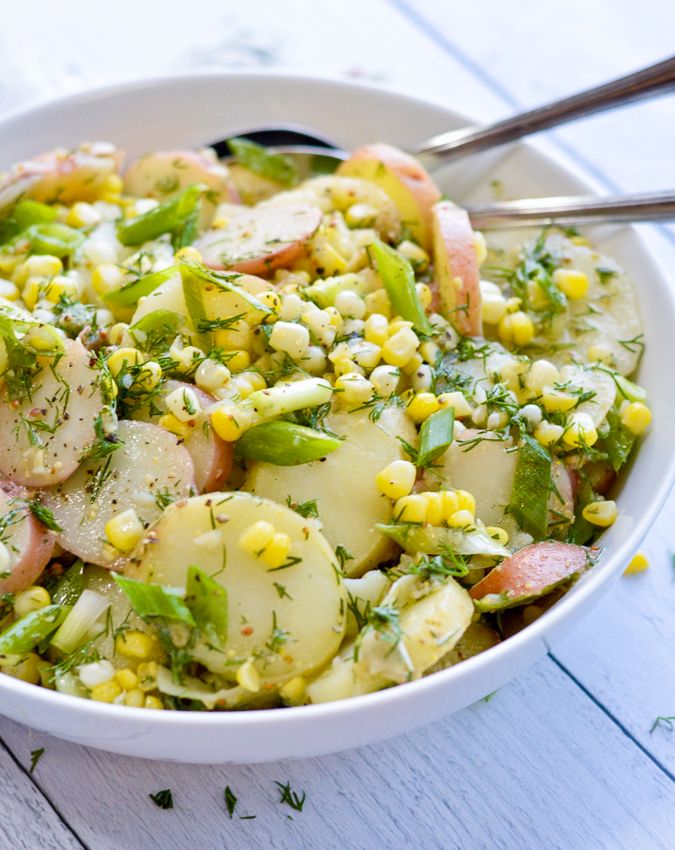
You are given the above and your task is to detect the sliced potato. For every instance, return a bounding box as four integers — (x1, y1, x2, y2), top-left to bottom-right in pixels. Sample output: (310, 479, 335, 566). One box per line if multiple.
(130, 270, 188, 326)
(0, 339, 105, 487)
(337, 143, 441, 249)
(124, 149, 230, 200)
(195, 204, 322, 276)
(127, 492, 345, 687)
(40, 420, 195, 567)
(244, 405, 417, 576)
(344, 569, 391, 638)
(428, 621, 501, 673)
(0, 486, 54, 594)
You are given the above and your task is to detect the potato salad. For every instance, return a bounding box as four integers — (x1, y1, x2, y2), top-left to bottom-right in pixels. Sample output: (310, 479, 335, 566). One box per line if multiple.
(0, 139, 650, 710)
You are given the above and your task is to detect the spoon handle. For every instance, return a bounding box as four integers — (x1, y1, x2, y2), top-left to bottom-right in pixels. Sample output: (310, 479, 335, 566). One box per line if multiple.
(466, 190, 675, 229)
(415, 55, 675, 165)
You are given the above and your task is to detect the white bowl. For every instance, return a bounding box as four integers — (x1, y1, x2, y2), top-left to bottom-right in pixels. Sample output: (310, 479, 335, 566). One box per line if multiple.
(0, 72, 673, 764)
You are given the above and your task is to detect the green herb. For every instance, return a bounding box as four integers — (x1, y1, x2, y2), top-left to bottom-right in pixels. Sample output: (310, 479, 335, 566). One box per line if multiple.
(273, 582, 292, 600)
(367, 240, 432, 334)
(0, 315, 39, 403)
(403, 549, 470, 580)
(29, 747, 45, 774)
(275, 780, 306, 812)
(603, 408, 636, 472)
(507, 435, 552, 539)
(355, 605, 402, 661)
(264, 611, 291, 654)
(196, 312, 247, 334)
(224, 785, 238, 819)
(185, 566, 228, 646)
(416, 406, 454, 468)
(149, 789, 174, 810)
(117, 184, 203, 246)
(595, 266, 617, 285)
(285, 497, 319, 519)
(228, 137, 299, 186)
(113, 575, 196, 626)
(80, 412, 123, 463)
(335, 545, 353, 572)
(649, 716, 675, 734)
(0, 200, 56, 245)
(28, 501, 62, 532)
(50, 561, 86, 606)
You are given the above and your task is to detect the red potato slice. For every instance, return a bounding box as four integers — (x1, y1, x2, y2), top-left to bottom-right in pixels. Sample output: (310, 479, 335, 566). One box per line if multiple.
(40, 420, 195, 568)
(133, 380, 232, 493)
(0, 339, 105, 488)
(0, 142, 123, 210)
(195, 204, 322, 276)
(431, 202, 482, 337)
(123, 149, 232, 201)
(469, 541, 589, 612)
(337, 143, 441, 249)
(0, 486, 54, 594)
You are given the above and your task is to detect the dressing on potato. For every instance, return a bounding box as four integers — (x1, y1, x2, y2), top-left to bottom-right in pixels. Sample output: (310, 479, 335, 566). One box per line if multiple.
(0, 138, 650, 712)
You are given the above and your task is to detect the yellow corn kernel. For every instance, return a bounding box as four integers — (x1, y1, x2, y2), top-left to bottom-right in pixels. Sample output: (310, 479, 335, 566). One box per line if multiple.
(541, 387, 577, 413)
(447, 509, 475, 529)
(370, 365, 399, 397)
(553, 268, 589, 300)
(279, 676, 307, 706)
(226, 349, 251, 372)
(115, 630, 157, 660)
(333, 357, 363, 378)
(375, 460, 417, 500)
(91, 263, 126, 297)
(401, 352, 424, 377)
(582, 499, 618, 528)
(174, 246, 202, 263)
(105, 508, 144, 553)
(157, 413, 192, 440)
(394, 494, 427, 523)
(398, 240, 430, 272)
(124, 689, 145, 708)
(66, 202, 101, 228)
(505, 296, 521, 313)
(260, 532, 291, 569)
(406, 392, 440, 423)
(363, 288, 392, 318)
(143, 695, 164, 710)
(43, 274, 82, 303)
(624, 552, 649, 575)
(415, 282, 432, 309)
(526, 280, 550, 312)
(239, 520, 276, 557)
(486, 526, 509, 546)
(90, 680, 123, 703)
(195, 358, 231, 393)
(13, 586, 51, 618)
(0, 279, 19, 300)
(423, 491, 444, 526)
(480, 280, 508, 324)
(21, 277, 44, 311)
(364, 313, 389, 346)
(563, 413, 598, 448)
(170, 341, 207, 373)
(526, 360, 560, 394)
(456, 489, 476, 516)
(534, 420, 564, 447)
(106, 347, 143, 377)
(134, 360, 162, 392)
(388, 318, 413, 336)
(115, 668, 138, 690)
(620, 401, 652, 436)
(14, 254, 62, 284)
(440, 490, 460, 520)
(210, 402, 251, 442)
(236, 659, 261, 693)
(100, 173, 123, 199)
(499, 311, 534, 347)
(136, 661, 159, 692)
(438, 391, 472, 418)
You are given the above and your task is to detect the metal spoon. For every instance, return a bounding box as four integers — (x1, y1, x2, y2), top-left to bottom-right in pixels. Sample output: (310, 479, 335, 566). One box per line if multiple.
(210, 55, 675, 174)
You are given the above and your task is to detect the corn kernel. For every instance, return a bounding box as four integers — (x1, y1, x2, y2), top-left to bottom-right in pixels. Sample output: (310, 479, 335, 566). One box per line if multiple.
(91, 263, 126, 297)
(582, 499, 617, 527)
(115, 668, 138, 690)
(239, 520, 276, 557)
(279, 675, 307, 706)
(441, 490, 460, 520)
(398, 240, 430, 272)
(137, 661, 159, 692)
(14, 254, 62, 284)
(534, 420, 564, 447)
(260, 532, 292, 569)
(363, 288, 392, 318)
(499, 311, 535, 347)
(563, 412, 598, 448)
(43, 273, 82, 303)
(14, 586, 51, 618)
(394, 494, 427, 523)
(101, 173, 123, 198)
(137, 360, 163, 392)
(447, 509, 474, 529)
(486, 526, 509, 546)
(195, 358, 231, 393)
(350, 340, 382, 370)
(370, 364, 399, 397)
(90, 680, 123, 703)
(0, 279, 19, 300)
(164, 386, 201, 422)
(526, 360, 560, 394)
(624, 552, 649, 575)
(402, 352, 424, 377)
(226, 349, 251, 372)
(116, 630, 157, 660)
(237, 659, 261, 693)
(456, 490, 476, 515)
(345, 202, 378, 228)
(210, 402, 252, 442)
(541, 387, 577, 413)
(22, 277, 44, 311)
(66, 202, 101, 228)
(124, 689, 145, 708)
(105, 508, 144, 553)
(334, 373, 374, 405)
(438, 391, 472, 418)
(333, 357, 364, 378)
(144, 695, 164, 710)
(480, 280, 507, 324)
(335, 289, 366, 320)
(107, 347, 143, 378)
(406, 392, 440, 423)
(423, 491, 444, 525)
(157, 413, 192, 440)
(620, 401, 652, 436)
(553, 268, 589, 300)
(505, 296, 521, 313)
(376, 460, 416, 500)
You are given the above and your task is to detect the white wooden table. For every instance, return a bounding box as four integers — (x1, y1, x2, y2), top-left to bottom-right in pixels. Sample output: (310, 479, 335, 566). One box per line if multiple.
(1, 2, 674, 848)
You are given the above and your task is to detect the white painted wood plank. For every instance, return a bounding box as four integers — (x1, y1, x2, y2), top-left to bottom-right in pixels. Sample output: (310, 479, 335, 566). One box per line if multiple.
(0, 738, 82, 850)
(2, 657, 674, 850)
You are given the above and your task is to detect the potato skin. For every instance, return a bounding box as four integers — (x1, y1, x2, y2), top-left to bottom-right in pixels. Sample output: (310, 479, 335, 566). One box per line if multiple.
(0, 487, 54, 595)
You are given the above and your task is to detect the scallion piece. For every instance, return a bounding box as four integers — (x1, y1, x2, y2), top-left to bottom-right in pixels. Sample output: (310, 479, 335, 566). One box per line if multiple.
(0, 605, 68, 657)
(227, 137, 299, 186)
(417, 406, 454, 467)
(112, 574, 195, 626)
(368, 240, 432, 334)
(247, 378, 332, 419)
(507, 434, 552, 539)
(185, 566, 228, 646)
(50, 589, 110, 654)
(235, 421, 342, 465)
(116, 184, 203, 246)
(104, 266, 177, 310)
(25, 222, 84, 257)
